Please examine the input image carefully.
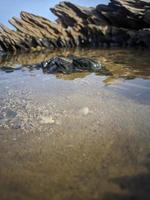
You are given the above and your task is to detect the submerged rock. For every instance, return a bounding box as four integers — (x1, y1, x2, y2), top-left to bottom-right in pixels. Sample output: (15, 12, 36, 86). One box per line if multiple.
(0, 65, 22, 73)
(42, 55, 105, 74)
(40, 116, 55, 124)
(0, 66, 16, 73)
(79, 107, 90, 116)
(0, 66, 21, 73)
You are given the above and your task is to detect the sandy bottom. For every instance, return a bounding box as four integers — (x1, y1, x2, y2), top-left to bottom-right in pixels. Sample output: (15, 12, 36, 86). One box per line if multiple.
(0, 49, 150, 200)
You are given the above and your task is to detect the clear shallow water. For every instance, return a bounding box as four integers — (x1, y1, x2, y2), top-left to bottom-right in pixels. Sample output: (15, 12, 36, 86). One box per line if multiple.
(0, 48, 150, 200)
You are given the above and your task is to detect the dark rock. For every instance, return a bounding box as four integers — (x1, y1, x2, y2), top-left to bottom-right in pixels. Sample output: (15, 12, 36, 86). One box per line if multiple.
(96, 0, 150, 30)
(42, 55, 104, 74)
(131, 29, 150, 48)
(72, 56, 102, 72)
(144, 10, 150, 25)
(42, 57, 74, 74)
(0, 65, 22, 73)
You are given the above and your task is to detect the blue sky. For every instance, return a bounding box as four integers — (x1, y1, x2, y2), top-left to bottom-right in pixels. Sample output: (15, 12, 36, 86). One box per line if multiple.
(0, 0, 108, 27)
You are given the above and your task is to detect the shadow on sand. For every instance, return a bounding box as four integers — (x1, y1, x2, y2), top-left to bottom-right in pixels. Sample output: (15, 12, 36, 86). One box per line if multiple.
(103, 154, 150, 200)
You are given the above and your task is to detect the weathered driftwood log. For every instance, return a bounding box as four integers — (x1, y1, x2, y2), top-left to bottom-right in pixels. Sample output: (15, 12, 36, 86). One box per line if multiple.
(0, 0, 150, 53)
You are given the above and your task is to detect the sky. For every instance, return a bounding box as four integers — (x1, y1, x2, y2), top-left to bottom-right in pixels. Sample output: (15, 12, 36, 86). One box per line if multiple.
(0, 0, 109, 27)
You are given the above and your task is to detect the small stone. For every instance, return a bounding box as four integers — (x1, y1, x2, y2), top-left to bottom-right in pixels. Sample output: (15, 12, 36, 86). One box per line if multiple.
(40, 116, 55, 124)
(80, 107, 89, 116)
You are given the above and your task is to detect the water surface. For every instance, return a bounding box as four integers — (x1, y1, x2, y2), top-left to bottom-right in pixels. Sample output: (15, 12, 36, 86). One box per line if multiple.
(0, 48, 150, 200)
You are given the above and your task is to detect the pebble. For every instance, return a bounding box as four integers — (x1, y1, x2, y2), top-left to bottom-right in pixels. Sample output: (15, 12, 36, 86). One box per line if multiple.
(80, 107, 89, 116)
(40, 116, 55, 124)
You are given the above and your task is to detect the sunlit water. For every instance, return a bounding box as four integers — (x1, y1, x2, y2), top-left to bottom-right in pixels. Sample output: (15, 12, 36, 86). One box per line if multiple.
(0, 48, 150, 200)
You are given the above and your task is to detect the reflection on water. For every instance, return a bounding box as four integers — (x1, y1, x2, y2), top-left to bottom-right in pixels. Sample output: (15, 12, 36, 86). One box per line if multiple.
(0, 48, 150, 200)
(1, 48, 150, 83)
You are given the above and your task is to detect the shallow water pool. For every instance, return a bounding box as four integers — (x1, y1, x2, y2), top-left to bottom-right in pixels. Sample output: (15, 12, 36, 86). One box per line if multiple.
(0, 48, 150, 200)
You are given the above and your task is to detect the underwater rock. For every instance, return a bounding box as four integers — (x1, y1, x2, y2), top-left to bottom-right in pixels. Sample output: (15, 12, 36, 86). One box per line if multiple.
(79, 107, 90, 116)
(40, 116, 55, 124)
(0, 65, 22, 73)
